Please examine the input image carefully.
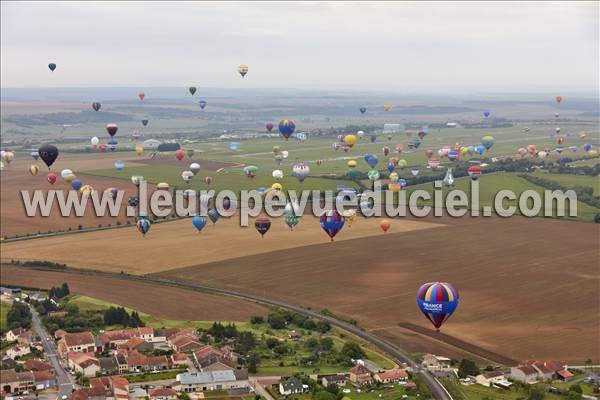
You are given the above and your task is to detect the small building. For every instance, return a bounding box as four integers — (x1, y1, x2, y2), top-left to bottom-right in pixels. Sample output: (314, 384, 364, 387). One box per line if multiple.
(475, 371, 505, 387)
(322, 374, 347, 387)
(54, 329, 67, 339)
(556, 369, 574, 382)
(149, 387, 178, 400)
(279, 377, 307, 395)
(422, 354, 452, 371)
(0, 369, 35, 394)
(510, 365, 538, 383)
(5, 328, 25, 342)
(24, 359, 53, 371)
(171, 336, 203, 353)
(33, 370, 57, 390)
(58, 332, 96, 357)
(176, 370, 248, 393)
(375, 369, 409, 383)
(349, 364, 373, 385)
(6, 345, 31, 360)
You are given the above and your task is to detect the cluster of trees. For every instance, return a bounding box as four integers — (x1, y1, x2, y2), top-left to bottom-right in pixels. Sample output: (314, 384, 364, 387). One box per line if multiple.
(103, 307, 145, 327)
(552, 158, 600, 176)
(49, 283, 70, 299)
(42, 303, 104, 334)
(6, 302, 32, 331)
(457, 358, 480, 378)
(264, 309, 331, 333)
(200, 322, 257, 356)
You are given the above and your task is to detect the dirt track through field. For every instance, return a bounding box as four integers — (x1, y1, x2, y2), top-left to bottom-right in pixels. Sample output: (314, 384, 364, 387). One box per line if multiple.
(0, 264, 268, 321)
(153, 215, 599, 363)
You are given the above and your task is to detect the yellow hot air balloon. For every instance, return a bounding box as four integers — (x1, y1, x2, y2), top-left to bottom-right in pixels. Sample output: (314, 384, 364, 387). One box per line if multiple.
(384, 104, 392, 111)
(65, 173, 77, 183)
(344, 134, 357, 147)
(389, 172, 399, 182)
(271, 183, 283, 191)
(460, 146, 469, 156)
(135, 145, 144, 156)
(589, 150, 598, 157)
(347, 160, 357, 168)
(79, 184, 94, 196)
(29, 165, 39, 176)
(238, 64, 249, 77)
(273, 146, 281, 155)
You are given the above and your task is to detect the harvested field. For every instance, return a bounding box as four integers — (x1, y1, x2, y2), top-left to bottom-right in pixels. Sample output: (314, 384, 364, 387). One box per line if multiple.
(0, 215, 441, 274)
(154, 216, 599, 363)
(0, 264, 268, 321)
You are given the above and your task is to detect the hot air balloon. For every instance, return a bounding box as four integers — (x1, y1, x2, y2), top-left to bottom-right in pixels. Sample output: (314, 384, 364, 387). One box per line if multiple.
(481, 135, 495, 150)
(243, 165, 258, 179)
(527, 144, 537, 156)
(60, 169, 73, 180)
(92, 102, 101, 112)
(29, 165, 39, 176)
(278, 119, 296, 140)
(128, 196, 139, 207)
(411, 168, 420, 177)
(175, 149, 185, 161)
(46, 172, 57, 185)
(292, 163, 310, 182)
(192, 216, 208, 232)
(131, 175, 144, 187)
(29, 148, 39, 160)
(71, 179, 83, 191)
(383, 104, 392, 112)
(199, 100, 207, 109)
(189, 86, 197, 96)
(229, 142, 240, 151)
(476, 145, 486, 155)
(367, 170, 380, 181)
(357, 130, 365, 139)
(347, 160, 357, 169)
(584, 143, 592, 152)
(380, 219, 391, 233)
(382, 146, 390, 156)
(91, 137, 99, 147)
(272, 169, 284, 179)
(138, 92, 145, 101)
(448, 149, 459, 161)
(467, 165, 482, 180)
(79, 184, 94, 196)
(517, 147, 527, 157)
(556, 136, 565, 145)
(135, 145, 144, 156)
(387, 162, 395, 173)
(238, 64, 249, 77)
(108, 137, 118, 151)
(397, 159, 407, 169)
(428, 158, 441, 170)
(360, 107, 366, 114)
(555, 95, 562, 103)
(105, 187, 119, 200)
(98, 143, 108, 152)
(2, 151, 14, 163)
(580, 132, 587, 139)
(365, 154, 378, 168)
(114, 160, 125, 171)
(416, 282, 459, 330)
(205, 176, 213, 185)
(389, 172, 399, 183)
(266, 123, 274, 132)
(137, 218, 151, 236)
(106, 124, 118, 137)
(483, 111, 490, 118)
(38, 144, 59, 169)
(141, 119, 149, 127)
(555, 127, 561, 134)
(48, 63, 56, 72)
(320, 210, 345, 241)
(190, 163, 201, 175)
(425, 149, 433, 159)
(157, 182, 170, 190)
(181, 170, 194, 183)
(344, 134, 357, 148)
(208, 208, 219, 224)
(255, 216, 271, 237)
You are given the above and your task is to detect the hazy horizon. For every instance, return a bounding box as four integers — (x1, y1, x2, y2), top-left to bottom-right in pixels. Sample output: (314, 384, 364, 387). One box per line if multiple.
(1, 2, 598, 94)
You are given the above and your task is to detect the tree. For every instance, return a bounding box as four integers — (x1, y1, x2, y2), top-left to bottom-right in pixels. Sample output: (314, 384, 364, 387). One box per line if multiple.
(528, 387, 545, 400)
(458, 359, 480, 378)
(325, 383, 339, 395)
(250, 316, 264, 324)
(566, 391, 582, 400)
(341, 341, 365, 359)
(266, 338, 279, 349)
(236, 331, 256, 354)
(267, 313, 286, 329)
(319, 337, 334, 352)
(7, 302, 32, 330)
(315, 321, 331, 333)
(314, 391, 336, 400)
(247, 353, 260, 374)
(305, 338, 319, 350)
(569, 384, 583, 394)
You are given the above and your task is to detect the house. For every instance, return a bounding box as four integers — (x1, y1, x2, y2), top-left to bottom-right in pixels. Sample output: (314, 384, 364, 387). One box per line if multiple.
(422, 354, 452, 371)
(120, 337, 153, 352)
(0, 369, 35, 394)
(375, 369, 409, 383)
(556, 369, 574, 382)
(29, 292, 47, 302)
(321, 374, 347, 387)
(149, 387, 178, 400)
(176, 370, 248, 393)
(349, 364, 373, 385)
(98, 356, 119, 375)
(6, 345, 31, 359)
(171, 353, 191, 368)
(0, 287, 21, 296)
(5, 328, 25, 342)
(193, 345, 237, 369)
(24, 359, 53, 371)
(171, 336, 203, 352)
(88, 376, 129, 400)
(279, 377, 307, 395)
(510, 365, 539, 383)
(475, 371, 506, 387)
(98, 327, 154, 349)
(68, 352, 101, 378)
(18, 330, 40, 346)
(58, 331, 96, 357)
(33, 370, 57, 390)
(54, 329, 67, 339)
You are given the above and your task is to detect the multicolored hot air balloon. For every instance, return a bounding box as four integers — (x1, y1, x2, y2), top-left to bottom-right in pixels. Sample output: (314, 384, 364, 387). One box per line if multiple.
(29, 165, 39, 176)
(208, 208, 219, 224)
(278, 119, 296, 140)
(243, 165, 258, 179)
(416, 282, 459, 330)
(192, 216, 208, 232)
(467, 165, 482, 180)
(106, 124, 118, 137)
(292, 162, 310, 183)
(238, 64, 249, 77)
(46, 172, 57, 185)
(481, 135, 495, 150)
(92, 102, 101, 112)
(255, 216, 271, 237)
(199, 100, 207, 109)
(320, 210, 345, 241)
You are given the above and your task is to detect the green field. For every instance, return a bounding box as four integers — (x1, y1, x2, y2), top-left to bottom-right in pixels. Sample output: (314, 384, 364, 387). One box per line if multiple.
(0, 301, 11, 332)
(532, 172, 600, 196)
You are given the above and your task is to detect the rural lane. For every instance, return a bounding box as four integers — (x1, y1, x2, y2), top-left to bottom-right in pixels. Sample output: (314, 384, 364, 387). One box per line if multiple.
(25, 267, 452, 400)
(30, 306, 74, 399)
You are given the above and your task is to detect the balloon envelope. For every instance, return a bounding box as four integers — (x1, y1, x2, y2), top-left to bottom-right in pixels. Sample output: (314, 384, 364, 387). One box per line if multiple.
(38, 144, 59, 168)
(416, 282, 459, 330)
(320, 210, 345, 241)
(48, 63, 57, 71)
(192, 216, 208, 232)
(255, 216, 271, 237)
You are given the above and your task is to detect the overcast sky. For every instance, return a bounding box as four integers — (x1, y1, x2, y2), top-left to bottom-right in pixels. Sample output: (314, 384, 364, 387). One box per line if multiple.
(1, 1, 598, 94)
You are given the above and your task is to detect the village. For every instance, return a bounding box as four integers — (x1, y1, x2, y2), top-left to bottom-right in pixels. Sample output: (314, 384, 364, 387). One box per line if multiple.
(1, 286, 598, 400)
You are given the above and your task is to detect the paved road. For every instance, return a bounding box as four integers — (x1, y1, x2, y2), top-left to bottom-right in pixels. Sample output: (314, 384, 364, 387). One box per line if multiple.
(30, 307, 74, 400)
(44, 269, 452, 400)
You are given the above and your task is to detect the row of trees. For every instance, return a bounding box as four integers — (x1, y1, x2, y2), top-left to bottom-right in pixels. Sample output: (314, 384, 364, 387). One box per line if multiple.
(103, 307, 145, 327)
(518, 174, 600, 214)
(263, 309, 331, 333)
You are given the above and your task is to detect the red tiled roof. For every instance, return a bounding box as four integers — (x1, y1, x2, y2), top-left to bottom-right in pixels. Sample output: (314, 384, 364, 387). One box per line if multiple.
(24, 359, 53, 371)
(70, 389, 89, 400)
(557, 370, 574, 379)
(79, 359, 99, 369)
(147, 355, 169, 366)
(123, 337, 146, 348)
(172, 336, 201, 349)
(350, 365, 370, 375)
(172, 353, 188, 362)
(518, 366, 537, 376)
(378, 369, 408, 380)
(63, 332, 95, 347)
(33, 370, 56, 382)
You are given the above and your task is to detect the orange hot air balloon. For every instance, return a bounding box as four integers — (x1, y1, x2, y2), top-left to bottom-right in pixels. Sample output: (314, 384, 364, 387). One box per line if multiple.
(175, 149, 185, 160)
(555, 95, 562, 103)
(380, 219, 391, 233)
(425, 149, 433, 159)
(527, 144, 537, 155)
(396, 144, 404, 153)
(138, 92, 145, 101)
(517, 147, 527, 157)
